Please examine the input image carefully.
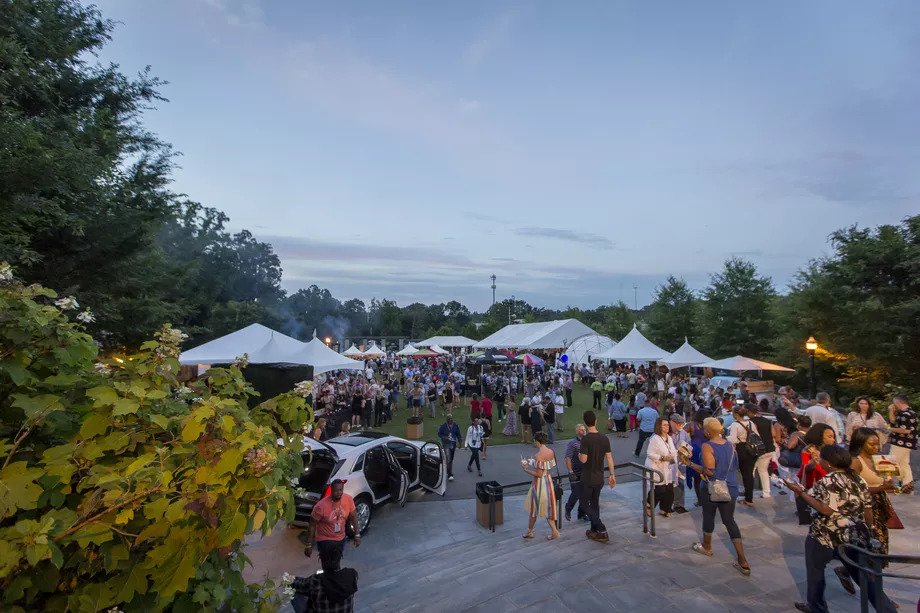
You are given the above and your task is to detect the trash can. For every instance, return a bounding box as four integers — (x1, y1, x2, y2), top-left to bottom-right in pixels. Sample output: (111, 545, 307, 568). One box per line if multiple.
(475, 480, 503, 528)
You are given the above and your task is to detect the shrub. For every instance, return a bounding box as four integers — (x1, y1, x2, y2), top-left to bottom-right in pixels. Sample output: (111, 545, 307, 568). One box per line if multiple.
(0, 265, 311, 611)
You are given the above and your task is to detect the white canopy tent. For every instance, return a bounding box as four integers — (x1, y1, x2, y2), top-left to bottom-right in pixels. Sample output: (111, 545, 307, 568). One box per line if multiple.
(415, 335, 478, 348)
(562, 334, 616, 367)
(395, 344, 419, 356)
(362, 344, 386, 358)
(661, 338, 712, 369)
(247, 334, 307, 364)
(696, 355, 794, 373)
(429, 344, 450, 355)
(342, 344, 363, 357)
(474, 319, 597, 350)
(179, 323, 304, 365)
(595, 325, 668, 362)
(279, 336, 365, 375)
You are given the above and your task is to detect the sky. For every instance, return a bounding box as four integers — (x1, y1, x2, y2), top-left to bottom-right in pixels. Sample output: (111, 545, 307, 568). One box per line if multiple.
(92, 0, 920, 311)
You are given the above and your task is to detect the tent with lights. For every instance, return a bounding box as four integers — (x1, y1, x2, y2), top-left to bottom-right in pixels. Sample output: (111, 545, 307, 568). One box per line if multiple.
(342, 344, 363, 357)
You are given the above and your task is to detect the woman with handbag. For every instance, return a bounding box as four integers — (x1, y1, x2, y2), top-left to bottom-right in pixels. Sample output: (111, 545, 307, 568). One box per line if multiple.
(850, 427, 900, 568)
(521, 431, 561, 541)
(680, 417, 751, 576)
(645, 418, 678, 517)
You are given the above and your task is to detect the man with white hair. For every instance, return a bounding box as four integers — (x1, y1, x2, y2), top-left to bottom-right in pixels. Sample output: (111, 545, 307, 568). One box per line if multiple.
(803, 392, 841, 443)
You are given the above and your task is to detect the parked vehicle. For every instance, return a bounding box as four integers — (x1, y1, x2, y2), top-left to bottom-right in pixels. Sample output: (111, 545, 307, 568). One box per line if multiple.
(290, 431, 447, 533)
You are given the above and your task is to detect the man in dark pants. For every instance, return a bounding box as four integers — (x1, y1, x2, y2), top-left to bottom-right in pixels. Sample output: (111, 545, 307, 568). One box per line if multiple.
(564, 424, 587, 521)
(437, 415, 461, 482)
(578, 411, 616, 543)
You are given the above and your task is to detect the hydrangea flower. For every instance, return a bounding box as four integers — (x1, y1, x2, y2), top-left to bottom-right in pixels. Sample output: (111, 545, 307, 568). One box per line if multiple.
(294, 380, 313, 398)
(76, 308, 95, 323)
(93, 363, 112, 375)
(54, 296, 79, 311)
(0, 261, 12, 282)
(231, 353, 249, 369)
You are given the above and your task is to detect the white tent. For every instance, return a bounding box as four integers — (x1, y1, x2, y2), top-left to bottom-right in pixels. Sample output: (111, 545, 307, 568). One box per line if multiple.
(661, 338, 712, 369)
(277, 335, 365, 375)
(595, 325, 668, 362)
(696, 355, 794, 372)
(179, 323, 304, 365)
(474, 319, 597, 350)
(429, 344, 450, 355)
(363, 344, 386, 358)
(562, 334, 616, 367)
(248, 334, 307, 364)
(395, 344, 419, 356)
(415, 335, 478, 348)
(342, 344, 363, 357)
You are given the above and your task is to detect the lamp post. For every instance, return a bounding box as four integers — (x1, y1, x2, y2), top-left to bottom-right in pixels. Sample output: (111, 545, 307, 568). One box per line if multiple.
(509, 295, 515, 325)
(324, 337, 332, 348)
(805, 336, 818, 399)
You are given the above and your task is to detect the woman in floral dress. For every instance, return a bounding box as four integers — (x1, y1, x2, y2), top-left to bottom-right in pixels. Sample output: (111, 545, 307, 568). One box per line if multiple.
(502, 394, 519, 436)
(521, 431, 560, 541)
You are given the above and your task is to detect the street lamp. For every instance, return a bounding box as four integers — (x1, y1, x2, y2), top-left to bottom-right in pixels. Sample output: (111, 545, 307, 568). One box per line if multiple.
(324, 337, 332, 346)
(805, 336, 818, 399)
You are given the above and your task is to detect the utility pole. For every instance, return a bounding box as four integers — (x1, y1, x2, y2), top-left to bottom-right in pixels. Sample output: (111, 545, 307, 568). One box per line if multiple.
(509, 294, 515, 325)
(490, 274, 496, 305)
(633, 284, 638, 311)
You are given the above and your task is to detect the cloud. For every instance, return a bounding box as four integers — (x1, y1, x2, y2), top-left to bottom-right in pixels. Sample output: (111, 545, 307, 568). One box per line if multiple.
(515, 227, 615, 250)
(201, 0, 265, 27)
(458, 98, 482, 113)
(462, 11, 516, 67)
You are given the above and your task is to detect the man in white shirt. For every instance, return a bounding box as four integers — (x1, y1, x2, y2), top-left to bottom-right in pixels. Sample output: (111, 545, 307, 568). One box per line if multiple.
(803, 392, 841, 442)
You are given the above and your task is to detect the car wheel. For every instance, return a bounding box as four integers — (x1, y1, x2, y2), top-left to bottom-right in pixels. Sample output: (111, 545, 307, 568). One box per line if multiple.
(354, 495, 373, 535)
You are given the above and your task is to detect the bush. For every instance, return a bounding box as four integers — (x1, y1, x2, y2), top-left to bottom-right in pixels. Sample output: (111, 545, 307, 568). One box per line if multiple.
(0, 265, 311, 611)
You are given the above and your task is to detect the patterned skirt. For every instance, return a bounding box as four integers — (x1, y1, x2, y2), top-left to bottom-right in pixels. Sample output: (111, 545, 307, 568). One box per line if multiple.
(525, 473, 557, 520)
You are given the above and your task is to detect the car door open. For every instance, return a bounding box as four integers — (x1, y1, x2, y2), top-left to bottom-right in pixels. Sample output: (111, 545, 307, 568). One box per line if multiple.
(418, 441, 447, 495)
(386, 449, 409, 507)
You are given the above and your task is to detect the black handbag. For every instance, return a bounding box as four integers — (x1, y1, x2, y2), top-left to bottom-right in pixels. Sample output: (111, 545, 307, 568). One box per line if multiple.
(552, 450, 565, 500)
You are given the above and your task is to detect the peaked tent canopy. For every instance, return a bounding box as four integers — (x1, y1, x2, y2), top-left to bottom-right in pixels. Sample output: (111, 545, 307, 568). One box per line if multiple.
(661, 338, 712, 369)
(415, 335, 478, 348)
(473, 319, 597, 350)
(395, 344, 419, 356)
(179, 323, 304, 365)
(342, 344, 363, 356)
(429, 345, 450, 355)
(696, 355, 794, 372)
(595, 325, 668, 362)
(279, 336, 365, 375)
(248, 334, 308, 364)
(363, 344, 386, 357)
(562, 334, 616, 367)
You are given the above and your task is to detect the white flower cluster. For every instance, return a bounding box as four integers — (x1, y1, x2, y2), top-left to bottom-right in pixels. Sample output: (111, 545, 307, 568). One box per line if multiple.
(231, 353, 249, 369)
(280, 572, 296, 599)
(76, 308, 95, 323)
(293, 380, 313, 398)
(0, 262, 12, 282)
(154, 324, 189, 359)
(93, 362, 112, 375)
(175, 385, 193, 399)
(54, 296, 79, 311)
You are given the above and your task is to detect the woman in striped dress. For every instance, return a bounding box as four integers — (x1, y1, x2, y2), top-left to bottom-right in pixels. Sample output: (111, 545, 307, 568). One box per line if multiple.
(522, 431, 561, 540)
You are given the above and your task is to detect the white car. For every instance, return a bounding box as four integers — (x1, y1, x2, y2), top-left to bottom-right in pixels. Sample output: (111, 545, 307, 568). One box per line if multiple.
(291, 431, 447, 534)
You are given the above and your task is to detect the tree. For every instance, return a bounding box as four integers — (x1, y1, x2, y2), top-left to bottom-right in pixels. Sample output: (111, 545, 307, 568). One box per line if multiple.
(700, 258, 776, 357)
(601, 301, 636, 340)
(0, 270, 309, 610)
(645, 276, 698, 350)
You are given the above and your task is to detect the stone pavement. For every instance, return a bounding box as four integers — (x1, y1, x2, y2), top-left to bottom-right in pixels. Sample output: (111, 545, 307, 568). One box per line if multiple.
(245, 480, 920, 612)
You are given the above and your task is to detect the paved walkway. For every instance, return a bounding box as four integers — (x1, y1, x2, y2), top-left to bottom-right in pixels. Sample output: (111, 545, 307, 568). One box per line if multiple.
(245, 479, 920, 612)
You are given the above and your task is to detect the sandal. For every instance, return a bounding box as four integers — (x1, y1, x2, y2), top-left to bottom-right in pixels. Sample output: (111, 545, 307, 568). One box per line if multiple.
(659, 511, 671, 518)
(691, 543, 713, 557)
(834, 565, 856, 595)
(546, 532, 560, 541)
(733, 562, 752, 576)
(522, 530, 535, 539)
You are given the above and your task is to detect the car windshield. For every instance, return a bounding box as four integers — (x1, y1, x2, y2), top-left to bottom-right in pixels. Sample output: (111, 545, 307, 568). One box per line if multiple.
(329, 435, 386, 447)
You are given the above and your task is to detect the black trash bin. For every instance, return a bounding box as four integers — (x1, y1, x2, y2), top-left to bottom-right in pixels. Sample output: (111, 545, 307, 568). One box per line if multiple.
(475, 480, 503, 528)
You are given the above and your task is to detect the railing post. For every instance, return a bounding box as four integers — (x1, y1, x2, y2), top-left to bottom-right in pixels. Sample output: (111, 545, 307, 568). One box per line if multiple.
(641, 469, 649, 535)
(488, 489, 495, 533)
(555, 478, 562, 531)
(648, 468, 656, 538)
(857, 549, 869, 613)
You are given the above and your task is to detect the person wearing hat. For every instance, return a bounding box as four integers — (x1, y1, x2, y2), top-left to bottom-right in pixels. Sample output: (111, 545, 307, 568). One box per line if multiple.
(669, 413, 691, 513)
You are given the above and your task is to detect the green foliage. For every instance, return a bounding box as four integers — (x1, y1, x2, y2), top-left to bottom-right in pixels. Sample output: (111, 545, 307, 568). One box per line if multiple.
(699, 258, 776, 357)
(645, 276, 698, 350)
(601, 301, 637, 340)
(0, 273, 311, 611)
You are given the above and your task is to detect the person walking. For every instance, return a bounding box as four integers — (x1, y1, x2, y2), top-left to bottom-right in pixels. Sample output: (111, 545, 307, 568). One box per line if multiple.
(521, 431, 561, 541)
(578, 410, 616, 543)
(564, 371, 574, 407)
(608, 393, 627, 437)
(887, 393, 916, 494)
(564, 424, 588, 522)
(751, 406, 778, 498)
(464, 418, 484, 477)
(519, 398, 532, 444)
(644, 418, 678, 517)
(292, 546, 358, 613)
(627, 396, 638, 432)
(304, 479, 360, 560)
(530, 399, 545, 438)
(681, 417, 751, 576)
(787, 445, 898, 613)
(669, 413, 691, 513)
(634, 400, 659, 458)
(727, 405, 756, 507)
(554, 390, 566, 432)
(493, 384, 507, 422)
(542, 394, 556, 445)
(503, 394, 519, 436)
(437, 415, 462, 482)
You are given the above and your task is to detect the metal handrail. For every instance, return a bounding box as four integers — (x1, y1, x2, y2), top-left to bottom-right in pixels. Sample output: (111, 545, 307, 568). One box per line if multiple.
(837, 543, 920, 613)
(481, 462, 664, 536)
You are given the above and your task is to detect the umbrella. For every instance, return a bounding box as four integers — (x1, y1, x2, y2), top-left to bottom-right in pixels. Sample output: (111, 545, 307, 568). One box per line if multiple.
(517, 353, 545, 367)
(696, 355, 794, 372)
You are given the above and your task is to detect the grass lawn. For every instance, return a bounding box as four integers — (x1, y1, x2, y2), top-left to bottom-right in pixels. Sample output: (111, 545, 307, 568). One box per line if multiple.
(369, 384, 611, 445)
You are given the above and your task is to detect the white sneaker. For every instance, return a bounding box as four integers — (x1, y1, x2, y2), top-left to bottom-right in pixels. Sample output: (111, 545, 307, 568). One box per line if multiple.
(448, 475, 454, 481)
